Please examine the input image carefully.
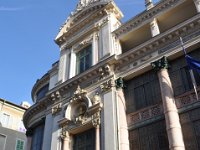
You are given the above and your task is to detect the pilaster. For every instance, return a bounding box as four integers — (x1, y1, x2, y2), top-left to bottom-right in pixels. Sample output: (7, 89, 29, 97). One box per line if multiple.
(69, 48, 76, 79)
(101, 82, 118, 150)
(42, 113, 53, 150)
(115, 77, 130, 150)
(151, 57, 185, 150)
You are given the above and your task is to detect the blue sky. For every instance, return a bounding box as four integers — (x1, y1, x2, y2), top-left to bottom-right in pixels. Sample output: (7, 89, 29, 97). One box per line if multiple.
(0, 0, 159, 105)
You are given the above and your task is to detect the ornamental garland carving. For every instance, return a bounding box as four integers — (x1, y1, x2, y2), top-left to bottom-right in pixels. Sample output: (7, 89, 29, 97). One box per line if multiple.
(100, 78, 115, 92)
(99, 64, 112, 80)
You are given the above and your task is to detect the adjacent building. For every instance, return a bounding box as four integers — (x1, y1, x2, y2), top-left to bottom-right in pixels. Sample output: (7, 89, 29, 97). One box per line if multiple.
(23, 0, 200, 150)
(0, 98, 28, 150)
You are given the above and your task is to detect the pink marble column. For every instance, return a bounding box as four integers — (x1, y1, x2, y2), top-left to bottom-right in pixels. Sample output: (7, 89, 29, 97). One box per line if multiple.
(26, 137, 32, 150)
(152, 57, 185, 150)
(115, 78, 130, 150)
(95, 125, 100, 150)
(62, 132, 70, 150)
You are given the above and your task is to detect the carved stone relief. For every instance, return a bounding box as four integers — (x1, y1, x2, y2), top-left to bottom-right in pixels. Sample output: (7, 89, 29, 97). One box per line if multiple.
(59, 86, 103, 135)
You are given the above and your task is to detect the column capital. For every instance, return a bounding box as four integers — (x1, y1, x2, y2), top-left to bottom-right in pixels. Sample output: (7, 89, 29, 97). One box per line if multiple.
(26, 129, 33, 137)
(115, 77, 126, 89)
(151, 56, 169, 71)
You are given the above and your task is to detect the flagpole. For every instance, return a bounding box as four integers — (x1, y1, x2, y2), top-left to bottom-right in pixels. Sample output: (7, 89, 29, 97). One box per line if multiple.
(179, 37, 199, 100)
(189, 69, 199, 100)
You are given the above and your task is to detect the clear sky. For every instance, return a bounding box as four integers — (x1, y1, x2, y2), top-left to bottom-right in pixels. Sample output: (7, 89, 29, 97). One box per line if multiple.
(0, 0, 159, 105)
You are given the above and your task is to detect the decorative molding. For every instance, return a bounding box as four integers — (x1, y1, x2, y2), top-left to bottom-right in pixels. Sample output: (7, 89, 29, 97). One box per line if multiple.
(151, 56, 169, 71)
(60, 130, 70, 139)
(100, 78, 115, 92)
(73, 35, 93, 52)
(52, 103, 62, 116)
(50, 91, 61, 102)
(92, 111, 101, 127)
(114, 0, 183, 38)
(76, 0, 101, 14)
(127, 104, 163, 126)
(58, 87, 103, 134)
(175, 88, 200, 109)
(99, 64, 112, 80)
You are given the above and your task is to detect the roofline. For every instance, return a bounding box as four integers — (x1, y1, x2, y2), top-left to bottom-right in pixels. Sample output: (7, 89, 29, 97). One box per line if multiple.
(0, 98, 27, 110)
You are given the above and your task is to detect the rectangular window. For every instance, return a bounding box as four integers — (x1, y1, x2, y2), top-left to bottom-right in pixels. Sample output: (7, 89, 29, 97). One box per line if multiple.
(124, 70, 162, 113)
(16, 139, 24, 150)
(1, 113, 10, 127)
(76, 45, 92, 74)
(0, 134, 6, 150)
(169, 49, 200, 96)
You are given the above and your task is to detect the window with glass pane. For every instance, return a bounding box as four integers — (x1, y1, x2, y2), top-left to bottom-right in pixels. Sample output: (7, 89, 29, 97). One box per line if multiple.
(76, 45, 92, 74)
(16, 139, 24, 150)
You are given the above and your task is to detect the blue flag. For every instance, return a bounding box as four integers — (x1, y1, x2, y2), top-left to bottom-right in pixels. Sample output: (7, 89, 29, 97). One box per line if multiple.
(185, 55, 200, 72)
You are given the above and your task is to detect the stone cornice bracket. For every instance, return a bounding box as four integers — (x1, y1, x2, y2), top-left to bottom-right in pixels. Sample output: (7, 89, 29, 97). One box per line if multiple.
(99, 64, 112, 80)
(50, 91, 61, 102)
(115, 77, 126, 89)
(26, 129, 33, 137)
(52, 103, 62, 116)
(72, 85, 87, 102)
(151, 56, 169, 71)
(100, 78, 115, 92)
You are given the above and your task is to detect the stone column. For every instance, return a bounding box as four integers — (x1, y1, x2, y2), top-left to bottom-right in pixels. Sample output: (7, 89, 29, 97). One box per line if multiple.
(62, 132, 70, 150)
(151, 57, 185, 150)
(115, 78, 130, 150)
(193, 0, 200, 13)
(95, 125, 100, 150)
(25, 129, 33, 150)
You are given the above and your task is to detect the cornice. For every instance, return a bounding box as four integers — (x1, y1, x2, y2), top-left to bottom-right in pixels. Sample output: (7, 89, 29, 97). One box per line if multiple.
(113, 0, 185, 38)
(114, 13, 200, 79)
(23, 97, 49, 129)
(55, 4, 106, 45)
(31, 73, 50, 101)
(47, 55, 116, 96)
(55, 2, 122, 47)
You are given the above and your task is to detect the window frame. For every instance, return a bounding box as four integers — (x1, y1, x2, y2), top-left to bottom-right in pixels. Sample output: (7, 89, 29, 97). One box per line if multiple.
(0, 134, 7, 150)
(15, 139, 25, 150)
(76, 44, 92, 74)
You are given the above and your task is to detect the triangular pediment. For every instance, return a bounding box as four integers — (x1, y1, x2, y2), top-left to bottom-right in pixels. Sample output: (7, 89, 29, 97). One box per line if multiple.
(55, 0, 111, 43)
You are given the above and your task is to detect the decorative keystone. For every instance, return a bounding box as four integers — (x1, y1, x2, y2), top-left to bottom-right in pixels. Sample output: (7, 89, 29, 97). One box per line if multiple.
(151, 56, 169, 71)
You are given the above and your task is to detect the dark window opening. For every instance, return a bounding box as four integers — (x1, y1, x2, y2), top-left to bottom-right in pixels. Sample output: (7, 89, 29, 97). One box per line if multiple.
(76, 45, 92, 74)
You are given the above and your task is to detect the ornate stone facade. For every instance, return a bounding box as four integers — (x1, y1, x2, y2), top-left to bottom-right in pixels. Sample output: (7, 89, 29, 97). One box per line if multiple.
(23, 0, 200, 150)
